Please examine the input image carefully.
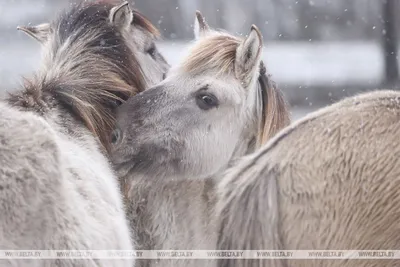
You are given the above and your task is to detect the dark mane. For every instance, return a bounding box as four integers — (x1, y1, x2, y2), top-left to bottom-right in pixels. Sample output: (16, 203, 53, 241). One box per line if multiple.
(132, 9, 160, 37)
(57, 1, 159, 43)
(258, 61, 291, 145)
(8, 1, 156, 150)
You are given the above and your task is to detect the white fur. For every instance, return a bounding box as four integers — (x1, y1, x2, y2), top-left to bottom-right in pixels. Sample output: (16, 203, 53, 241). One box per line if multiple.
(0, 103, 133, 267)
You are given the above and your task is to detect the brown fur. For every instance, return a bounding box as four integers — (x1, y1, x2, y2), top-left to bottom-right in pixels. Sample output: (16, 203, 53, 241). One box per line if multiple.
(132, 9, 160, 38)
(258, 62, 290, 144)
(8, 1, 159, 151)
(217, 90, 400, 267)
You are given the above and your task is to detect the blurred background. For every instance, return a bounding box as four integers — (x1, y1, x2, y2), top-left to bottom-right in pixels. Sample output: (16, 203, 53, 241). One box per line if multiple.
(0, 0, 398, 120)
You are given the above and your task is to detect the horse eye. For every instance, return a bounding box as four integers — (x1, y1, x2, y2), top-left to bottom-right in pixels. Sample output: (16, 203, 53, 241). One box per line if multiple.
(111, 128, 122, 144)
(196, 93, 219, 110)
(146, 43, 156, 58)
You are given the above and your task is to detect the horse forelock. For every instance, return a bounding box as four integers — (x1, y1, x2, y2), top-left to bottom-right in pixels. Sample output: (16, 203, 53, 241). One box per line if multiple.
(181, 32, 240, 76)
(8, 1, 155, 151)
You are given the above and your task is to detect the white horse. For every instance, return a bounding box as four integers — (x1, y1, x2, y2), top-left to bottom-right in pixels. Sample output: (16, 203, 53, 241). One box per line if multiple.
(110, 11, 290, 267)
(0, 1, 168, 267)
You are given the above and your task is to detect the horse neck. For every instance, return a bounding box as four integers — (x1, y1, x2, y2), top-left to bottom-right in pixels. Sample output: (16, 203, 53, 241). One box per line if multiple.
(119, 142, 253, 188)
(119, 169, 190, 187)
(45, 105, 108, 156)
(8, 78, 108, 159)
(117, 127, 258, 186)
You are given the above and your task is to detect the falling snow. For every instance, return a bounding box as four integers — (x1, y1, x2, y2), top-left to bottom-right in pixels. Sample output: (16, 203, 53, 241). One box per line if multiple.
(0, 0, 397, 119)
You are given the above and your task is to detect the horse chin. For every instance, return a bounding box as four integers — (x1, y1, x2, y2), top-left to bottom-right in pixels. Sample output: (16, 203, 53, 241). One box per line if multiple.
(128, 144, 185, 178)
(111, 132, 186, 178)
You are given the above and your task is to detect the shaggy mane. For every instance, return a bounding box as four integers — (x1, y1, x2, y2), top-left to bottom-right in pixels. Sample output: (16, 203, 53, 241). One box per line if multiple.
(181, 34, 240, 76)
(8, 1, 156, 150)
(132, 9, 160, 38)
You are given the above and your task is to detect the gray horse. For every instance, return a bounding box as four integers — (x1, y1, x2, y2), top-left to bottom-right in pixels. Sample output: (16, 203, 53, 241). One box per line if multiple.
(17, 1, 169, 91)
(110, 11, 290, 267)
(0, 1, 168, 267)
(112, 11, 290, 183)
(217, 90, 400, 267)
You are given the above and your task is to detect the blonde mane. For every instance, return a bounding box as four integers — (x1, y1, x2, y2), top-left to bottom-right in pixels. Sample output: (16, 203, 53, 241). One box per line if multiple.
(181, 33, 240, 76)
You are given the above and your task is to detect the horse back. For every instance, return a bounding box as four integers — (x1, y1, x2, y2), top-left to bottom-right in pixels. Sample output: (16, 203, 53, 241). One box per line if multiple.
(217, 90, 400, 267)
(0, 102, 133, 267)
(266, 90, 400, 267)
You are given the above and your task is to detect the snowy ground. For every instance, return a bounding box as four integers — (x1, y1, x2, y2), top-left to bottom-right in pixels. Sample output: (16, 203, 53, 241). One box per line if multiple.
(0, 39, 386, 120)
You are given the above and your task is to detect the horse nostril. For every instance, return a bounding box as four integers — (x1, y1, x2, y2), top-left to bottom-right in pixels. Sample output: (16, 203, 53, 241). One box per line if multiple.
(111, 128, 122, 144)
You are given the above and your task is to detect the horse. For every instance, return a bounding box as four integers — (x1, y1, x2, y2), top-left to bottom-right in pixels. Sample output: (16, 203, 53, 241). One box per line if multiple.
(110, 11, 290, 267)
(17, 0, 169, 99)
(216, 90, 400, 267)
(0, 1, 168, 267)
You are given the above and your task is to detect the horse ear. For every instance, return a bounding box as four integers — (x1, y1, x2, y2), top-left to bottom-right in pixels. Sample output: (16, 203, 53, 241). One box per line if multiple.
(235, 25, 263, 87)
(17, 23, 50, 44)
(194, 10, 210, 40)
(109, 1, 133, 30)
